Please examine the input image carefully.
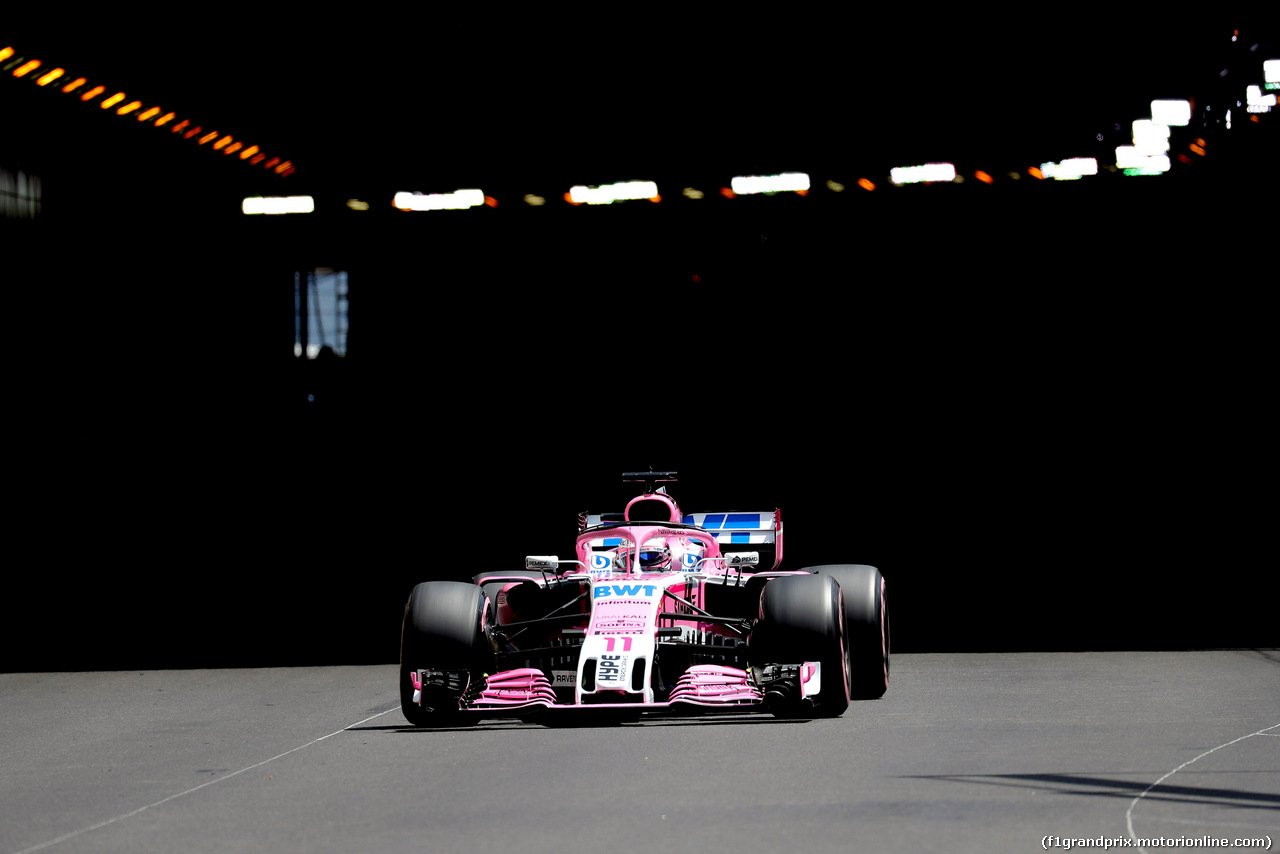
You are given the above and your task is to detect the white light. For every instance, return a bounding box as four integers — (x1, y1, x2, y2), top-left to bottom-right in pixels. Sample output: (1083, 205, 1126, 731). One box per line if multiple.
(1040, 158, 1097, 181)
(1132, 119, 1171, 155)
(1061, 157, 1097, 176)
(393, 189, 485, 211)
(1115, 147, 1170, 173)
(1114, 146, 1144, 168)
(567, 180, 659, 205)
(729, 173, 811, 194)
(887, 163, 955, 185)
(242, 196, 314, 215)
(1245, 85, 1275, 112)
(1264, 59, 1280, 83)
(1150, 99, 1192, 127)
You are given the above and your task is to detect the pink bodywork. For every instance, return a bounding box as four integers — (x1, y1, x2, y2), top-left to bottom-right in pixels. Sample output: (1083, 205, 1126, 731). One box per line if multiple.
(418, 491, 818, 715)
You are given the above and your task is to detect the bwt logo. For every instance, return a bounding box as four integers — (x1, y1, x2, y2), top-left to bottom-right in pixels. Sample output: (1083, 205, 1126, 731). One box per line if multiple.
(593, 584, 658, 599)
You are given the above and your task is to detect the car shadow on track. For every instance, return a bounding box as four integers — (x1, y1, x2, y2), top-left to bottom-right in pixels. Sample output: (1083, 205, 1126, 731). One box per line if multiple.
(353, 714, 818, 733)
(902, 772, 1280, 811)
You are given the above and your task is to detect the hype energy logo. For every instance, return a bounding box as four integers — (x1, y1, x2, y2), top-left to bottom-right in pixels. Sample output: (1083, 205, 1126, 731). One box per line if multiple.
(593, 583, 660, 599)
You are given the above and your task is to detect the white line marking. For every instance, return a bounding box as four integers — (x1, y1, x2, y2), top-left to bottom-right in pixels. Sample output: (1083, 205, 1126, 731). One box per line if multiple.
(1139, 814, 1280, 833)
(12, 707, 398, 854)
(1125, 722, 1280, 853)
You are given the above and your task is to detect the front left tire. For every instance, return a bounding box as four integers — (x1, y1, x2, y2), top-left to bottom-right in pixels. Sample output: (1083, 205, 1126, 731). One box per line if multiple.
(399, 581, 494, 726)
(748, 573, 851, 718)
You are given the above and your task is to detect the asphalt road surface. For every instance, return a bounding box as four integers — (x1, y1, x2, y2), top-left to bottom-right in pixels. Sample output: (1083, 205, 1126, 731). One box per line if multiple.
(2, 651, 1276, 854)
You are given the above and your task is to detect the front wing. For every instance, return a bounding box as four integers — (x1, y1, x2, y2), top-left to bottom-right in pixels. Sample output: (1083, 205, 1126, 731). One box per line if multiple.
(408, 661, 829, 717)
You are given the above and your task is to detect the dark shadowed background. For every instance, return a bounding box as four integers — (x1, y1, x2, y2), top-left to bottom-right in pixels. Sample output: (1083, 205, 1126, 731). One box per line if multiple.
(4, 17, 1274, 669)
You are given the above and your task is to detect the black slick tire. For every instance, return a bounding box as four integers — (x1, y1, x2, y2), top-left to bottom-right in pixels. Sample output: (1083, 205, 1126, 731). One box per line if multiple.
(399, 581, 494, 727)
(749, 574, 851, 718)
(809, 565, 889, 699)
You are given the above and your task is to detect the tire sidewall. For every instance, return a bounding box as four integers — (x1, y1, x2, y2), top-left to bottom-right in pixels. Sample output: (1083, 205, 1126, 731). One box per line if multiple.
(809, 564, 888, 699)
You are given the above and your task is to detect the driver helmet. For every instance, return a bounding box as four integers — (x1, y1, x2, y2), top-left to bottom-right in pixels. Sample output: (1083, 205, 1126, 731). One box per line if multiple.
(639, 541, 672, 572)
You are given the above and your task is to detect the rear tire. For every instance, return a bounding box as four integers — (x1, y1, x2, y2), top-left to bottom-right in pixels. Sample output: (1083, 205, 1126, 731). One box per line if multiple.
(749, 574, 850, 718)
(809, 565, 889, 699)
(400, 581, 494, 726)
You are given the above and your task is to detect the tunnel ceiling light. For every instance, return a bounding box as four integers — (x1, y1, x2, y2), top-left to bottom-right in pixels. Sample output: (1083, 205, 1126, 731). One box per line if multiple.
(1, 42, 296, 178)
(242, 196, 314, 215)
(729, 173, 810, 195)
(567, 181, 660, 205)
(888, 163, 956, 185)
(1040, 158, 1098, 180)
(36, 67, 65, 86)
(1150, 99, 1192, 127)
(392, 189, 486, 211)
(1245, 85, 1275, 112)
(1132, 119, 1171, 154)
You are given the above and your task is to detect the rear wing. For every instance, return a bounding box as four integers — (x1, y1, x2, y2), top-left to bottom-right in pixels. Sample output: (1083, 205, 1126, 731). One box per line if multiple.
(688, 511, 784, 571)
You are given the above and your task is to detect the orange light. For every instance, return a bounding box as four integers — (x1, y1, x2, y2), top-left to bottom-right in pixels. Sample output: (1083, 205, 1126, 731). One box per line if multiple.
(224, 142, 242, 155)
(154, 112, 176, 126)
(273, 160, 293, 174)
(80, 85, 105, 101)
(649, 194, 662, 202)
(0, 47, 14, 63)
(857, 178, 876, 192)
(238, 144, 260, 160)
(117, 100, 142, 115)
(263, 157, 281, 169)
(484, 196, 498, 207)
(12, 59, 41, 78)
(183, 125, 202, 139)
(249, 153, 267, 165)
(61, 77, 87, 93)
(719, 187, 736, 198)
(794, 189, 808, 196)
(212, 135, 232, 150)
(100, 92, 126, 109)
(198, 130, 219, 144)
(36, 67, 65, 86)
(172, 119, 191, 133)
(1189, 143, 1206, 156)
(137, 106, 160, 122)
(974, 170, 994, 184)
(1028, 167, 1045, 180)
(1195, 138, 1206, 147)
(563, 191, 580, 205)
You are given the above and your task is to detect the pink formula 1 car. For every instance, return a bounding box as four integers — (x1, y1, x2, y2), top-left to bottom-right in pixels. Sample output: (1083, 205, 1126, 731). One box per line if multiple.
(399, 472, 889, 725)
